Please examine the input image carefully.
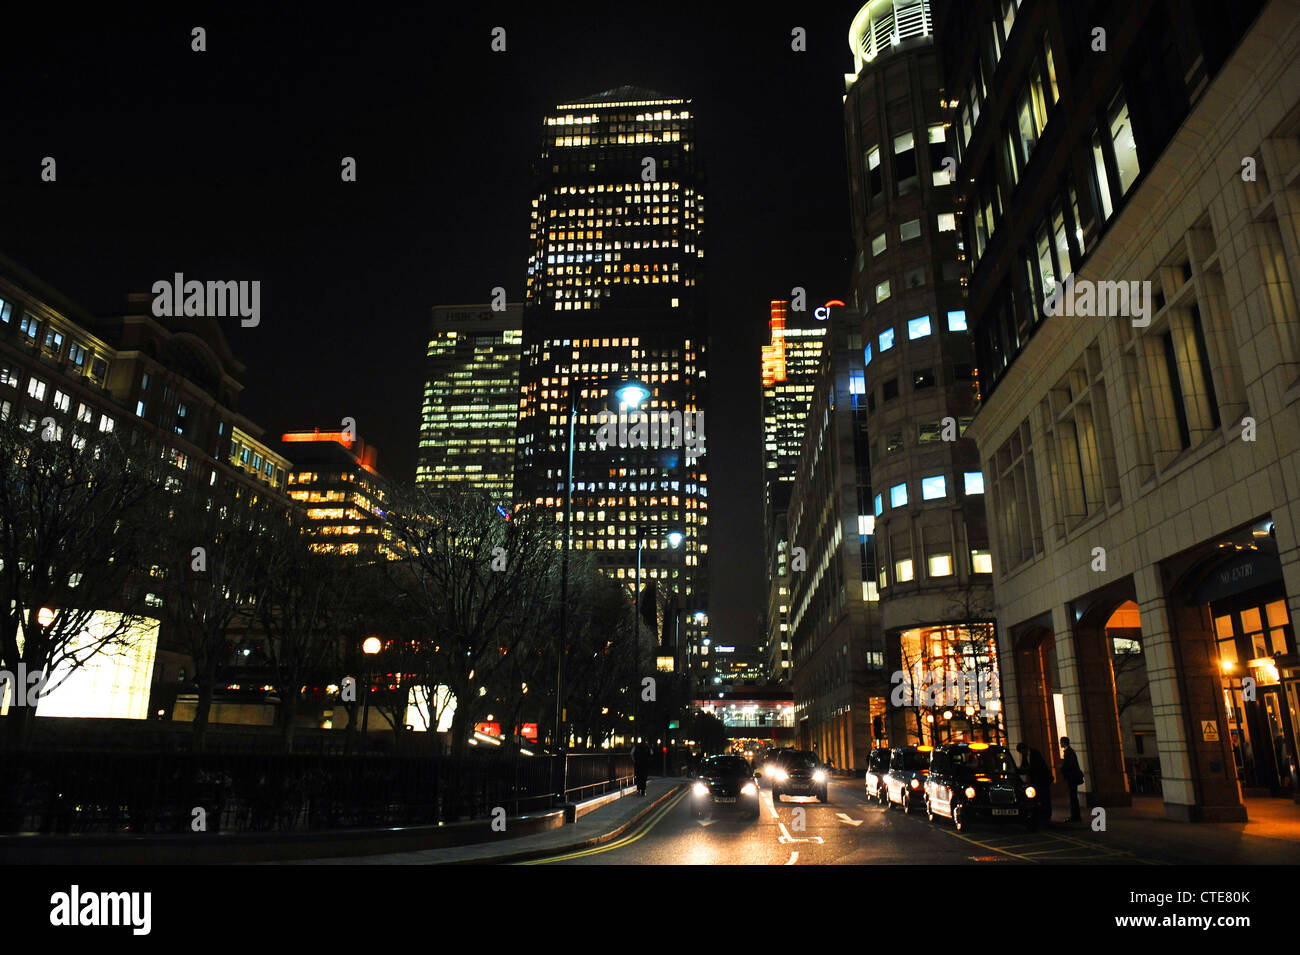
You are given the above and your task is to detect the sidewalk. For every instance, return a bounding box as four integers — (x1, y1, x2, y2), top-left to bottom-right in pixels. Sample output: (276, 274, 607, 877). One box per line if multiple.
(280, 777, 684, 864)
(1058, 795, 1300, 864)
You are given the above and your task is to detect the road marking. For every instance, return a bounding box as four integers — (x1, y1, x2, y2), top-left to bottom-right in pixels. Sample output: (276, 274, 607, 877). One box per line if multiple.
(519, 788, 686, 864)
(785, 851, 799, 865)
(696, 819, 715, 827)
(836, 812, 863, 827)
(762, 792, 779, 819)
(777, 821, 824, 845)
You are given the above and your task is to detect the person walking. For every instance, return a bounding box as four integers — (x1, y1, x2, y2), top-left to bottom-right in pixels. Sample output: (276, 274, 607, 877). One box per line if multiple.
(631, 739, 654, 796)
(1015, 742, 1053, 824)
(1060, 736, 1084, 822)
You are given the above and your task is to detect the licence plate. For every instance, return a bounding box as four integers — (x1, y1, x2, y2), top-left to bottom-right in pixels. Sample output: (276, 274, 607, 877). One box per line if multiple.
(715, 797, 737, 804)
(991, 808, 1018, 816)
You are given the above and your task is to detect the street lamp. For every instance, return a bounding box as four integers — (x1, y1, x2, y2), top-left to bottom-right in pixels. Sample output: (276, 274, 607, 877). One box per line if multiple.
(360, 636, 381, 751)
(554, 382, 579, 801)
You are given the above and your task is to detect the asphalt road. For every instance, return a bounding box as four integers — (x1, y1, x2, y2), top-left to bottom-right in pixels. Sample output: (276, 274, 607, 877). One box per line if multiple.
(525, 777, 1165, 865)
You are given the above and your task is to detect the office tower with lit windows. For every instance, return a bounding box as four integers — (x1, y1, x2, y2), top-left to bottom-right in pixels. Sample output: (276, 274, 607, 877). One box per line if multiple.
(513, 86, 709, 675)
(785, 304, 880, 769)
(761, 300, 827, 683)
(842, 0, 999, 753)
(416, 303, 522, 500)
(941, 0, 1297, 822)
(281, 429, 390, 560)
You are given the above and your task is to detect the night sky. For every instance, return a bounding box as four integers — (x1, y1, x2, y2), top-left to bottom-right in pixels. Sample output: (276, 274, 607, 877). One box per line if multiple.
(1, 1, 860, 649)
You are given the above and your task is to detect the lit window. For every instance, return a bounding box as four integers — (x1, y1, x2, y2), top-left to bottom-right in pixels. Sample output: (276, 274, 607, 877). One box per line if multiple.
(1109, 94, 1140, 195)
(937, 213, 956, 232)
(890, 483, 908, 507)
(1091, 129, 1114, 221)
(875, 279, 891, 303)
(921, 475, 946, 500)
(964, 471, 985, 495)
(971, 549, 993, 574)
(879, 328, 895, 352)
(895, 559, 915, 582)
(947, 310, 967, 331)
(135, 400, 146, 417)
(874, 494, 883, 516)
(907, 316, 931, 339)
(858, 514, 875, 535)
(928, 554, 953, 577)
(27, 378, 47, 401)
(872, 233, 887, 256)
(900, 219, 921, 241)
(864, 343, 873, 366)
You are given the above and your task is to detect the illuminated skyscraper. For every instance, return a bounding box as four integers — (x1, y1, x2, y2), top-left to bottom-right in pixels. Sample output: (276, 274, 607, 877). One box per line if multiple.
(416, 303, 522, 500)
(513, 86, 709, 671)
(761, 300, 827, 683)
(762, 300, 829, 490)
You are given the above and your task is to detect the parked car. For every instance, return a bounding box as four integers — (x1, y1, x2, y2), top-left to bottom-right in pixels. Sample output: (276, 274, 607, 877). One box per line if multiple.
(691, 754, 761, 820)
(864, 748, 890, 805)
(924, 742, 1037, 831)
(771, 749, 829, 803)
(882, 745, 933, 813)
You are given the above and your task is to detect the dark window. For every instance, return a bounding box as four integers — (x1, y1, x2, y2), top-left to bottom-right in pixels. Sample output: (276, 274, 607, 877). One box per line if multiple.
(913, 368, 935, 389)
(882, 379, 899, 401)
(1190, 306, 1221, 429)
(953, 363, 973, 380)
(1162, 332, 1192, 449)
(887, 431, 904, 453)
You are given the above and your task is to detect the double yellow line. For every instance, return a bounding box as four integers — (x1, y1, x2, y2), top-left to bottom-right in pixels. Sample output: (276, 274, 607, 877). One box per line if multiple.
(518, 788, 687, 864)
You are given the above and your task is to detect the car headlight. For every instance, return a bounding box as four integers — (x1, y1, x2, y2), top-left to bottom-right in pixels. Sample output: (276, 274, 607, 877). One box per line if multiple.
(693, 782, 710, 796)
(1024, 785, 1037, 799)
(772, 768, 788, 781)
(909, 778, 920, 789)
(964, 786, 977, 799)
(742, 782, 757, 796)
(813, 770, 826, 783)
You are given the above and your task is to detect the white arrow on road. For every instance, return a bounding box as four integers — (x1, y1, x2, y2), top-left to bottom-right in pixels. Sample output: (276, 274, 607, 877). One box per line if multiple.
(777, 821, 824, 845)
(836, 812, 863, 827)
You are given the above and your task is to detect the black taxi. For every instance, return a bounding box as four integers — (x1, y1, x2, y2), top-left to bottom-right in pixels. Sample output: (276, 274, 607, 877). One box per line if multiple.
(882, 744, 933, 813)
(864, 748, 890, 805)
(923, 742, 1037, 831)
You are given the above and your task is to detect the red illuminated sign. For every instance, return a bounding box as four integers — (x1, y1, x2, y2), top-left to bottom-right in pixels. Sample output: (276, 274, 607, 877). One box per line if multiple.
(474, 722, 501, 737)
(518, 723, 539, 741)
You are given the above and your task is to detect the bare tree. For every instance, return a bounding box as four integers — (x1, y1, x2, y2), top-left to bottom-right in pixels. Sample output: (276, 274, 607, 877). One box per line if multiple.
(0, 413, 161, 747)
(255, 509, 364, 752)
(152, 480, 279, 750)
(381, 486, 560, 757)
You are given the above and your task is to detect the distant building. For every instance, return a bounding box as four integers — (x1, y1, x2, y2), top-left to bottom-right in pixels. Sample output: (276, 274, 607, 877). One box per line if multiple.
(281, 429, 389, 559)
(416, 303, 523, 501)
(786, 305, 881, 770)
(512, 86, 710, 675)
(762, 300, 827, 684)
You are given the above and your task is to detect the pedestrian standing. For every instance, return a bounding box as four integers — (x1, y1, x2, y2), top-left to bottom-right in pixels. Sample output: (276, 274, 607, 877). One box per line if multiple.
(631, 739, 653, 796)
(1060, 736, 1084, 822)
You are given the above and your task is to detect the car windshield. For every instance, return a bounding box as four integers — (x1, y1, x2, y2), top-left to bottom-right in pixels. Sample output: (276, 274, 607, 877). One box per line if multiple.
(901, 751, 930, 771)
(702, 757, 750, 775)
(951, 748, 1017, 775)
(786, 753, 819, 769)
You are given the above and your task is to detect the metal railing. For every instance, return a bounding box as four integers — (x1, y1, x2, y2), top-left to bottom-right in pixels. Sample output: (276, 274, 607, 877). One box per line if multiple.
(0, 749, 634, 835)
